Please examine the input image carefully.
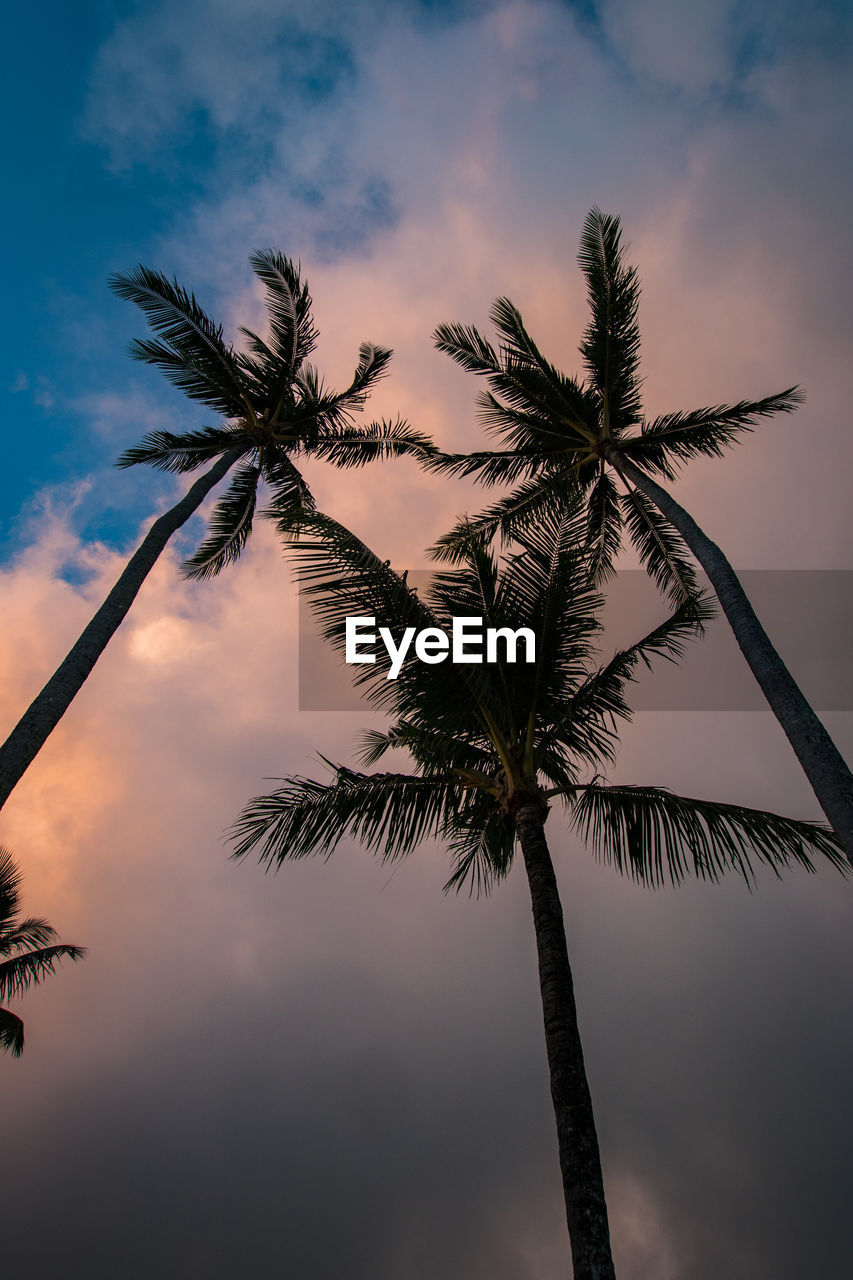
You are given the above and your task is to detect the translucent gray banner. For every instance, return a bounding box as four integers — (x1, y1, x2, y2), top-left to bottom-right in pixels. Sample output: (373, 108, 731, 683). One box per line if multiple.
(298, 570, 853, 712)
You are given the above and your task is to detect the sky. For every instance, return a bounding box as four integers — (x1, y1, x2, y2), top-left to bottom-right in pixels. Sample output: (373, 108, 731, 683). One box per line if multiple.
(2, 1, 853, 1276)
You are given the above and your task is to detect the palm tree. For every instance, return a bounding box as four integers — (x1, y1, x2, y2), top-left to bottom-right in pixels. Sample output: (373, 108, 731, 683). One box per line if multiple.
(0, 252, 433, 812)
(230, 507, 844, 1280)
(0, 846, 85, 1056)
(425, 208, 853, 862)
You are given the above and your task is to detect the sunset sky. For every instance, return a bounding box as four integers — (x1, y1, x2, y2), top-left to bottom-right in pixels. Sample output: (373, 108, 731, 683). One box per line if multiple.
(2, 2, 853, 1276)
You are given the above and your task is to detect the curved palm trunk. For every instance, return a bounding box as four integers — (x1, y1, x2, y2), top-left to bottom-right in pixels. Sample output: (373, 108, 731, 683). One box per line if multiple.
(609, 449, 853, 863)
(515, 800, 616, 1280)
(0, 448, 243, 813)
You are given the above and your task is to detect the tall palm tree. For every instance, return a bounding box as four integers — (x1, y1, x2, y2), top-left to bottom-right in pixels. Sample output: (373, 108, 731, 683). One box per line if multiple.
(231, 507, 844, 1280)
(425, 208, 853, 862)
(0, 846, 85, 1056)
(0, 252, 433, 812)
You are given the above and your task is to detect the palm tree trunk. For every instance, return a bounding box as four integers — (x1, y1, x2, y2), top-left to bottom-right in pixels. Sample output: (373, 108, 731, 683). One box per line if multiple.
(515, 800, 616, 1280)
(0, 448, 243, 812)
(609, 448, 853, 863)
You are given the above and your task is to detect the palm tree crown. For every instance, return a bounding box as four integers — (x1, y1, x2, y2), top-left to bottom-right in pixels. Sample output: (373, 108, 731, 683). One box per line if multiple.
(0, 252, 433, 813)
(111, 251, 434, 580)
(231, 507, 844, 1278)
(425, 208, 853, 860)
(0, 846, 85, 1057)
(428, 209, 796, 599)
(234, 506, 843, 892)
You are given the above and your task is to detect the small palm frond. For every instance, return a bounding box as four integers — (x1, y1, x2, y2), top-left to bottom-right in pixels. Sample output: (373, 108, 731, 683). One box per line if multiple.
(357, 722, 496, 777)
(0, 846, 22, 924)
(623, 389, 805, 477)
(357, 726, 406, 767)
(427, 537, 500, 622)
(618, 485, 698, 605)
(0, 916, 56, 955)
(262, 451, 315, 514)
(577, 207, 643, 433)
(248, 250, 317, 373)
(115, 426, 251, 474)
(284, 347, 394, 442)
(570, 783, 847, 888)
(231, 764, 461, 866)
(485, 298, 602, 426)
(474, 391, 582, 453)
(0, 943, 87, 1001)
(497, 508, 602, 703)
(309, 418, 436, 468)
(421, 446, 546, 486)
(585, 466, 623, 583)
(292, 362, 326, 409)
(0, 1007, 24, 1057)
(537, 593, 712, 769)
(181, 462, 261, 581)
(271, 508, 439, 709)
(444, 797, 516, 896)
(433, 322, 502, 375)
(436, 309, 599, 459)
(342, 343, 394, 407)
(0, 849, 85, 1056)
(488, 296, 556, 371)
(429, 471, 585, 563)
(109, 266, 246, 417)
(486, 360, 597, 442)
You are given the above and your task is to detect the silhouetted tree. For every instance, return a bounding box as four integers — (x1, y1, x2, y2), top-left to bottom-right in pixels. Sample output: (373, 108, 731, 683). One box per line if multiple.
(426, 208, 853, 861)
(232, 508, 844, 1279)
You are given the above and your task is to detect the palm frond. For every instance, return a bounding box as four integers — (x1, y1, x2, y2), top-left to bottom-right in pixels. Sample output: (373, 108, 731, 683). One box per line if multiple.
(343, 343, 394, 406)
(284, 346, 394, 442)
(248, 250, 317, 372)
(0, 1007, 24, 1057)
(181, 462, 260, 581)
(427, 538, 499, 621)
(623, 389, 805, 477)
(485, 360, 598, 443)
(115, 426, 251, 474)
(570, 783, 847, 888)
(433, 322, 502, 375)
(0, 846, 22, 923)
(536, 593, 712, 769)
(489, 296, 554, 369)
(486, 297, 601, 424)
(231, 764, 461, 866)
(0, 943, 87, 1000)
(0, 916, 56, 955)
(109, 266, 246, 416)
(429, 471, 585, 563)
(357, 722, 496, 776)
(420, 446, 545, 485)
(261, 451, 314, 514)
(444, 797, 516, 896)
(577, 207, 643, 433)
(585, 466, 623, 583)
(497, 508, 602, 714)
(270, 508, 439, 711)
(309, 418, 436, 468)
(474, 391, 583, 453)
(619, 485, 698, 605)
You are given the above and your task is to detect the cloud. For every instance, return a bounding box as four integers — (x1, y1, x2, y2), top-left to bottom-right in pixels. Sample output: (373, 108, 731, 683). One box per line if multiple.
(598, 0, 741, 94)
(81, 0, 357, 151)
